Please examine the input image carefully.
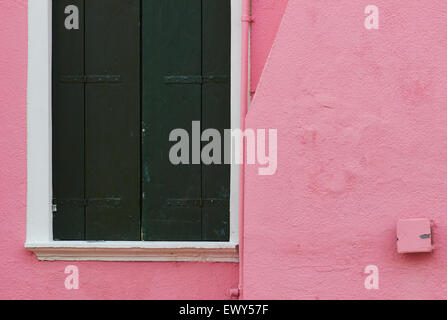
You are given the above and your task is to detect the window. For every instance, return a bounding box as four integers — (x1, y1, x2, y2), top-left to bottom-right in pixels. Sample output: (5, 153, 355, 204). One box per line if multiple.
(53, 0, 230, 241)
(26, 0, 241, 261)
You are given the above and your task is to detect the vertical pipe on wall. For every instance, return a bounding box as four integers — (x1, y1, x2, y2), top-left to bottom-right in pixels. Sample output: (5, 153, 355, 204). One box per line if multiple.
(238, 0, 251, 299)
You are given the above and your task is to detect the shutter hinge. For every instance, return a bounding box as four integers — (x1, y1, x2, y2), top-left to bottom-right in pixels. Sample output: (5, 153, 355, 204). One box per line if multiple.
(53, 198, 122, 208)
(60, 75, 121, 83)
(164, 75, 229, 85)
(167, 199, 228, 208)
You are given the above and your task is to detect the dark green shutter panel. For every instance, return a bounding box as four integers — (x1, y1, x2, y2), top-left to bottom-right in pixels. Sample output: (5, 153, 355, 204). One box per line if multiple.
(53, 0, 141, 240)
(84, 0, 141, 241)
(53, 0, 85, 240)
(142, 0, 231, 241)
(201, 0, 231, 240)
(142, 0, 202, 241)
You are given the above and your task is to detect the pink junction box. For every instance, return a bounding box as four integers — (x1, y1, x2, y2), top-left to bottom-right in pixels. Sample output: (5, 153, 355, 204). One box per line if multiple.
(397, 219, 433, 253)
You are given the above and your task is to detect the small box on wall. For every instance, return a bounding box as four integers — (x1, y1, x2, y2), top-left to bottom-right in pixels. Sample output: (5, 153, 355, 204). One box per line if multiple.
(397, 218, 433, 253)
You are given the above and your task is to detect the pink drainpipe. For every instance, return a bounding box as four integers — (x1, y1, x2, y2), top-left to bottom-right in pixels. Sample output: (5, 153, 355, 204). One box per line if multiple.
(237, 0, 251, 299)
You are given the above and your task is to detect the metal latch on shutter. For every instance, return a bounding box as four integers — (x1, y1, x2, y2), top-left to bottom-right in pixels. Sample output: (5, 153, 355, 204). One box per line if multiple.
(52, 197, 122, 213)
(60, 75, 121, 83)
(167, 199, 228, 208)
(164, 75, 228, 85)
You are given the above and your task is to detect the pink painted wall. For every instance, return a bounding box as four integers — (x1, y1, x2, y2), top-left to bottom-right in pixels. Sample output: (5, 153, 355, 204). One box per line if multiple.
(4, 0, 447, 300)
(244, 0, 447, 299)
(0, 0, 237, 300)
(250, 0, 288, 96)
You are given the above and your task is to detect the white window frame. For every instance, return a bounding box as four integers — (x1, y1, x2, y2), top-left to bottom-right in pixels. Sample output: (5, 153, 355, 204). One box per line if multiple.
(25, 0, 242, 262)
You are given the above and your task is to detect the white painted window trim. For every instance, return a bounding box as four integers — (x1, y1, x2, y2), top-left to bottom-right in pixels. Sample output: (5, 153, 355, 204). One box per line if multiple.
(25, 0, 242, 263)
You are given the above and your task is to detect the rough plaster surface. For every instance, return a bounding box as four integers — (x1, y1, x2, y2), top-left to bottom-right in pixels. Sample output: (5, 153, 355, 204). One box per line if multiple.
(5, 0, 447, 300)
(244, 0, 447, 299)
(0, 0, 237, 300)
(250, 0, 288, 95)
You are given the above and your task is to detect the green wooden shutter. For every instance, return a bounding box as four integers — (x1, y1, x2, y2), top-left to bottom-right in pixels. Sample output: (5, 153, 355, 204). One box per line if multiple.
(53, 0, 86, 240)
(142, 0, 231, 241)
(201, 0, 231, 240)
(52, 0, 141, 240)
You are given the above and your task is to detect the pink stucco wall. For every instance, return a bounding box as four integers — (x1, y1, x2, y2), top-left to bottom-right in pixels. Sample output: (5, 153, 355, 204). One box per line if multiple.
(0, 0, 237, 300)
(250, 0, 288, 96)
(244, 0, 447, 299)
(4, 0, 447, 300)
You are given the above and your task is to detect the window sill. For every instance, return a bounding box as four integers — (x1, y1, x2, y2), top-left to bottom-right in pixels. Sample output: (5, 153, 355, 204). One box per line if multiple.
(25, 241, 239, 262)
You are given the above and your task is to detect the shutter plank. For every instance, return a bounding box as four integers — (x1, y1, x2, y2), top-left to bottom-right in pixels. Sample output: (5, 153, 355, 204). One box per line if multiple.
(142, 0, 202, 240)
(201, 0, 231, 241)
(52, 0, 85, 240)
(84, 0, 141, 240)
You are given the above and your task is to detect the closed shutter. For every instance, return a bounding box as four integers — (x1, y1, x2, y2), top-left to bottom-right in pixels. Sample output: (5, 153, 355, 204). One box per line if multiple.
(52, 0, 141, 240)
(142, 0, 231, 241)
